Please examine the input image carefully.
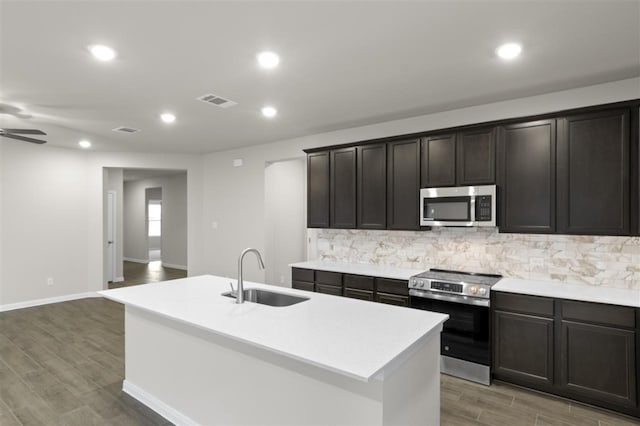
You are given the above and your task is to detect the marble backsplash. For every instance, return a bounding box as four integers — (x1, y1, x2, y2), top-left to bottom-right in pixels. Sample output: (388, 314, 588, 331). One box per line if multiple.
(313, 228, 640, 290)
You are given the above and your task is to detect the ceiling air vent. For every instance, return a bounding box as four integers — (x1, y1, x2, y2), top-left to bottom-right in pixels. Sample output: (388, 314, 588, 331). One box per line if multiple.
(196, 93, 237, 108)
(112, 126, 140, 134)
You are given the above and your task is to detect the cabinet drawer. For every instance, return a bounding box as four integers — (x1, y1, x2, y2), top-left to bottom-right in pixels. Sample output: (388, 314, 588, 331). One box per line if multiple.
(376, 278, 409, 296)
(494, 292, 554, 317)
(316, 271, 342, 286)
(375, 292, 409, 307)
(316, 284, 342, 296)
(561, 300, 635, 328)
(344, 274, 374, 291)
(292, 281, 314, 292)
(344, 288, 374, 301)
(292, 268, 314, 283)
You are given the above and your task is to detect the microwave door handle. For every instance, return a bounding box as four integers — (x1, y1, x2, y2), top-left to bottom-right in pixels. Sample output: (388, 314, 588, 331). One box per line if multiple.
(470, 196, 476, 222)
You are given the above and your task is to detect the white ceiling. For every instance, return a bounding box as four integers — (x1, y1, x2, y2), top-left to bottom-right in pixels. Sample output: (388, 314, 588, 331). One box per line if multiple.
(1, 1, 638, 154)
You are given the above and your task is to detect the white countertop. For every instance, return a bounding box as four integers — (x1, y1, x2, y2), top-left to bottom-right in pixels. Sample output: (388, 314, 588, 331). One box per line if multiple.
(494, 278, 640, 308)
(290, 260, 421, 281)
(99, 275, 447, 382)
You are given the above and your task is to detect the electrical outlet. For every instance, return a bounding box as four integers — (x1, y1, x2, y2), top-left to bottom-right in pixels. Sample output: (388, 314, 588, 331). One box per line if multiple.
(47, 277, 54, 286)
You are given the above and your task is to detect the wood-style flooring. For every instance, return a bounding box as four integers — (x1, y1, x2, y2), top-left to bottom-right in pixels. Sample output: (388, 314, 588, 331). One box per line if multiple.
(0, 298, 639, 426)
(108, 261, 187, 289)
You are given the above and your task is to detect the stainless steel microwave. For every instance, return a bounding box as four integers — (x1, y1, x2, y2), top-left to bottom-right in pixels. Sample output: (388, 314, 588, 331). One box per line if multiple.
(420, 185, 496, 227)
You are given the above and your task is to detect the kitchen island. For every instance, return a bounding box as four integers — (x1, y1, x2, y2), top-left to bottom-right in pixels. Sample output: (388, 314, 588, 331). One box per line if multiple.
(99, 275, 448, 425)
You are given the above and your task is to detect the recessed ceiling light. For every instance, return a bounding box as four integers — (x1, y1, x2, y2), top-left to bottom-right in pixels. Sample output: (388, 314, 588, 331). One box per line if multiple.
(160, 113, 176, 123)
(257, 51, 280, 69)
(88, 45, 116, 61)
(261, 106, 277, 118)
(495, 43, 522, 60)
(78, 140, 91, 148)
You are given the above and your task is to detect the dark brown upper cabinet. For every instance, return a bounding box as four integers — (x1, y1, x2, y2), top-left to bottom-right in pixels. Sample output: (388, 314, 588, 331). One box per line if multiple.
(357, 143, 386, 229)
(557, 110, 630, 235)
(387, 139, 420, 230)
(307, 151, 330, 228)
(498, 120, 556, 233)
(457, 127, 496, 185)
(421, 134, 456, 187)
(420, 127, 496, 188)
(330, 147, 357, 228)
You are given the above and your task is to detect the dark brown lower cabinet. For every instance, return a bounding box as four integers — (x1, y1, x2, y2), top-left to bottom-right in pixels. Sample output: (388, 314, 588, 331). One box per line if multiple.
(559, 321, 636, 410)
(316, 284, 342, 296)
(292, 268, 314, 292)
(375, 292, 409, 307)
(344, 288, 374, 301)
(290, 268, 410, 307)
(292, 281, 314, 292)
(493, 291, 639, 418)
(493, 311, 554, 389)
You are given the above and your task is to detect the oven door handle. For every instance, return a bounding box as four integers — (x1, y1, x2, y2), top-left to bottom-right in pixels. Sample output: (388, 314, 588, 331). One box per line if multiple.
(409, 289, 490, 307)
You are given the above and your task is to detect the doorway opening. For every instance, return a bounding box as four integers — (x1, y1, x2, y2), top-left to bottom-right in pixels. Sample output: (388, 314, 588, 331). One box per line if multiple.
(264, 157, 307, 287)
(146, 188, 162, 263)
(103, 167, 188, 289)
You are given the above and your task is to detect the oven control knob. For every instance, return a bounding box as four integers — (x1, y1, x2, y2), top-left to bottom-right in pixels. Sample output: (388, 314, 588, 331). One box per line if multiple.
(419, 281, 425, 288)
(469, 286, 478, 294)
(479, 287, 487, 296)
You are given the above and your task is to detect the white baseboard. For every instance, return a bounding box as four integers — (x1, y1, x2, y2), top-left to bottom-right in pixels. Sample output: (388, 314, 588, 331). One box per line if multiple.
(124, 257, 149, 264)
(161, 262, 187, 271)
(113, 276, 125, 283)
(123, 380, 197, 426)
(0, 292, 100, 313)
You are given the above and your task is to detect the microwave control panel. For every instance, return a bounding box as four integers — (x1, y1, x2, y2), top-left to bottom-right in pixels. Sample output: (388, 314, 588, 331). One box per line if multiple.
(475, 195, 492, 221)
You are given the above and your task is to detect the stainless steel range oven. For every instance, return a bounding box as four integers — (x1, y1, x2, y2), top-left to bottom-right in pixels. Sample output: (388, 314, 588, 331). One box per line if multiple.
(408, 269, 502, 385)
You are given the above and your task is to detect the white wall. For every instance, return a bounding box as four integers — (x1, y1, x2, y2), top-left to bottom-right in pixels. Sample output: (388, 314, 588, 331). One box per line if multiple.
(0, 147, 201, 307)
(0, 142, 4, 305)
(264, 158, 307, 287)
(200, 78, 640, 282)
(123, 174, 187, 269)
(1, 142, 90, 305)
(104, 168, 124, 279)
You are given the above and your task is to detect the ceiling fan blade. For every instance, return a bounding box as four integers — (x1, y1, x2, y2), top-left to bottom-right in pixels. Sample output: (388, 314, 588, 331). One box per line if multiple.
(0, 133, 47, 144)
(1, 128, 46, 135)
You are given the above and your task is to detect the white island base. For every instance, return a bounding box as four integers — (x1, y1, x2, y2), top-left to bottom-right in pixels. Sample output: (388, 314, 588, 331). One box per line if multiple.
(122, 305, 441, 426)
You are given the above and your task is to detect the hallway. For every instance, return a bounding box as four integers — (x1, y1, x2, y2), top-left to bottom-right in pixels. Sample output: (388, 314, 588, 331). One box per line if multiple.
(108, 261, 187, 289)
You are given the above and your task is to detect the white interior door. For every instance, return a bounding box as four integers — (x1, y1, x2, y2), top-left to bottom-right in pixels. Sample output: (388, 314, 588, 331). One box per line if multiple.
(107, 191, 116, 282)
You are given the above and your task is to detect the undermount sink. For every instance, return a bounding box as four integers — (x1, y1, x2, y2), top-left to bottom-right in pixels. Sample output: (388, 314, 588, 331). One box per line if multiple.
(222, 288, 309, 307)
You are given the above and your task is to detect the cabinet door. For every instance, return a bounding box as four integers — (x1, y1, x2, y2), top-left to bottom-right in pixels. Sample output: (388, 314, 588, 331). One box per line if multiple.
(559, 321, 636, 409)
(292, 281, 314, 292)
(376, 278, 409, 296)
(557, 110, 629, 235)
(375, 292, 409, 307)
(307, 152, 330, 228)
(315, 284, 342, 296)
(387, 139, 420, 230)
(357, 144, 386, 229)
(330, 148, 357, 228)
(421, 134, 456, 187)
(344, 288, 374, 301)
(457, 127, 496, 185)
(498, 120, 556, 233)
(493, 311, 555, 389)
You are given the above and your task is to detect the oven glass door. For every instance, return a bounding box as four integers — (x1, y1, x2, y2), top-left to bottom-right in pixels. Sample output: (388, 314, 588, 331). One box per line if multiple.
(423, 196, 471, 222)
(410, 296, 490, 365)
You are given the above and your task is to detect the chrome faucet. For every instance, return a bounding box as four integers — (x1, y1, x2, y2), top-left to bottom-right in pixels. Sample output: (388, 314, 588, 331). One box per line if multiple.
(236, 248, 265, 304)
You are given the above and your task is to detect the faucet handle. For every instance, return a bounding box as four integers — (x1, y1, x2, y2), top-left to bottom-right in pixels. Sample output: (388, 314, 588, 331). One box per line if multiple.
(229, 282, 237, 296)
